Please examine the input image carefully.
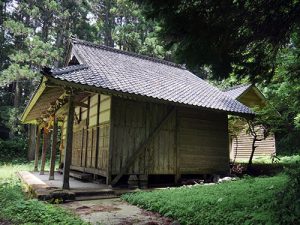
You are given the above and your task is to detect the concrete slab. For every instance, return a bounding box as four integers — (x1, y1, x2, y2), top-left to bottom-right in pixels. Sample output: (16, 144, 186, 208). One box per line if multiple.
(30, 171, 109, 190)
(62, 198, 175, 225)
(17, 171, 137, 201)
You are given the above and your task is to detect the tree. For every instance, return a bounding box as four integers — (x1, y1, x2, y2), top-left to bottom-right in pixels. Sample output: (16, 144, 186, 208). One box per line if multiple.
(138, 0, 300, 82)
(93, 0, 172, 58)
(261, 31, 300, 154)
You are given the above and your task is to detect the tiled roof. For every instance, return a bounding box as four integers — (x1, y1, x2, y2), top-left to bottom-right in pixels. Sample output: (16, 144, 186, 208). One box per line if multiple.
(47, 38, 253, 115)
(224, 84, 252, 99)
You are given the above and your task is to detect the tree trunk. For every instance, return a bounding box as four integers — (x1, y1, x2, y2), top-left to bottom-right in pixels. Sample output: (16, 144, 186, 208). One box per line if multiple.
(27, 124, 36, 161)
(247, 135, 257, 171)
(104, 0, 114, 47)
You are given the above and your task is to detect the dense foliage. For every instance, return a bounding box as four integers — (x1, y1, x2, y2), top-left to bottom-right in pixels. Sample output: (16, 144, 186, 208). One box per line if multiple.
(0, 137, 27, 162)
(274, 166, 300, 224)
(138, 0, 300, 82)
(123, 175, 287, 225)
(0, 162, 87, 224)
(0, 0, 172, 151)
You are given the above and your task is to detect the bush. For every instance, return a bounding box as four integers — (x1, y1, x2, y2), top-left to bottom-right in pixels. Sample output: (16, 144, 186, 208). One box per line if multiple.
(0, 137, 27, 162)
(0, 162, 87, 225)
(274, 165, 300, 224)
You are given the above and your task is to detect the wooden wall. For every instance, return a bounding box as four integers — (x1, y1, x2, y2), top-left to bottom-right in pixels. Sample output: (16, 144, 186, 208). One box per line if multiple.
(60, 94, 231, 179)
(230, 128, 276, 161)
(110, 97, 176, 175)
(60, 93, 111, 176)
(177, 108, 230, 174)
(110, 97, 230, 176)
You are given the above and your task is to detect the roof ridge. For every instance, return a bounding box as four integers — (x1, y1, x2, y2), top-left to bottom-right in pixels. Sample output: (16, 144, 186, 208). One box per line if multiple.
(71, 38, 185, 69)
(50, 64, 89, 76)
(224, 83, 252, 92)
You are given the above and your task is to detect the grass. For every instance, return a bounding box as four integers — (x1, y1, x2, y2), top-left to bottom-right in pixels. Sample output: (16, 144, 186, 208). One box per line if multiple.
(235, 154, 300, 164)
(123, 175, 287, 225)
(0, 160, 88, 225)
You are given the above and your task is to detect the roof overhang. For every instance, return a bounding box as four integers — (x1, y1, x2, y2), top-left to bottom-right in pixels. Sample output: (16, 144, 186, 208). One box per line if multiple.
(20, 77, 66, 124)
(45, 76, 254, 119)
(21, 77, 47, 124)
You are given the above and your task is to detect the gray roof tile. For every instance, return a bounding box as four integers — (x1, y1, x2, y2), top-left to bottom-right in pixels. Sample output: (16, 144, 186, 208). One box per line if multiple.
(48, 39, 253, 115)
(224, 84, 252, 99)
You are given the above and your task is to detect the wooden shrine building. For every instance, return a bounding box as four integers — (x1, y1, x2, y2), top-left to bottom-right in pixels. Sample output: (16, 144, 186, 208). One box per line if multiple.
(21, 38, 253, 189)
(225, 84, 276, 161)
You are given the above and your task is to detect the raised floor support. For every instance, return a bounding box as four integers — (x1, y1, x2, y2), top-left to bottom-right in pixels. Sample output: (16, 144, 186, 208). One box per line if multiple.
(62, 94, 75, 189)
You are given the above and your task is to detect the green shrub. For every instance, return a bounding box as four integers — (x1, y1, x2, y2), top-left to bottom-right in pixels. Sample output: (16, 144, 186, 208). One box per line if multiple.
(0, 137, 27, 162)
(123, 175, 286, 225)
(0, 162, 87, 225)
(0, 178, 87, 224)
(274, 165, 300, 224)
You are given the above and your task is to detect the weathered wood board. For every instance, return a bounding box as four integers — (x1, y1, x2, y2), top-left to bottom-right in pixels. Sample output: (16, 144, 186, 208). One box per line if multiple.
(177, 108, 230, 175)
(60, 93, 111, 176)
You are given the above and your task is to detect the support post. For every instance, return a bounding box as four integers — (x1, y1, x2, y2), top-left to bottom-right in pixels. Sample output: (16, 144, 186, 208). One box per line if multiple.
(63, 94, 75, 189)
(175, 108, 181, 184)
(49, 115, 58, 180)
(34, 126, 41, 172)
(40, 128, 49, 175)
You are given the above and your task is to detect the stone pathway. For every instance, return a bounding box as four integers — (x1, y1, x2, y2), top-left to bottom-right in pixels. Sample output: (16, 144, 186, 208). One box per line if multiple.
(62, 198, 176, 225)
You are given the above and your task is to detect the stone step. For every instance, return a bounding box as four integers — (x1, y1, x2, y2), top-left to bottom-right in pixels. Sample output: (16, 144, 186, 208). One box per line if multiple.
(75, 194, 118, 201)
(73, 189, 115, 197)
(58, 169, 93, 181)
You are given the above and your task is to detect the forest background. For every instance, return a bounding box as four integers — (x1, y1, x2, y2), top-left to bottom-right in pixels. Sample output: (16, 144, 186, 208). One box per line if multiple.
(0, 0, 299, 160)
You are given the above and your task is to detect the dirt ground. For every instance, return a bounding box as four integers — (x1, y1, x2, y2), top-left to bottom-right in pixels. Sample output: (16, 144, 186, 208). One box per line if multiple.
(62, 198, 177, 225)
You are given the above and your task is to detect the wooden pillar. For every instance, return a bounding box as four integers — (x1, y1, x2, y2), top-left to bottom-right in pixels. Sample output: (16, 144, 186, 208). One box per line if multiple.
(40, 128, 49, 175)
(62, 95, 75, 189)
(49, 116, 58, 180)
(34, 126, 41, 172)
(175, 108, 181, 184)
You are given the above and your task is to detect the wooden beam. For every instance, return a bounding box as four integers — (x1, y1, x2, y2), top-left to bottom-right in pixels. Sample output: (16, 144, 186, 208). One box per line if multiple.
(56, 103, 69, 116)
(33, 126, 41, 172)
(21, 79, 47, 123)
(62, 95, 75, 189)
(40, 128, 50, 175)
(74, 101, 88, 108)
(111, 106, 176, 186)
(49, 115, 58, 180)
(84, 96, 91, 167)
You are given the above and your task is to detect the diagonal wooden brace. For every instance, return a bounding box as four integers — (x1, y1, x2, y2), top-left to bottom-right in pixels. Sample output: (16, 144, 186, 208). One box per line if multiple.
(111, 106, 176, 186)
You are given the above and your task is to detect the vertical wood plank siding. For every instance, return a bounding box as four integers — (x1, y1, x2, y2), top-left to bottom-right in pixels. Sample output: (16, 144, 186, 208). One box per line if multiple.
(60, 93, 111, 176)
(61, 94, 230, 178)
(111, 97, 230, 176)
